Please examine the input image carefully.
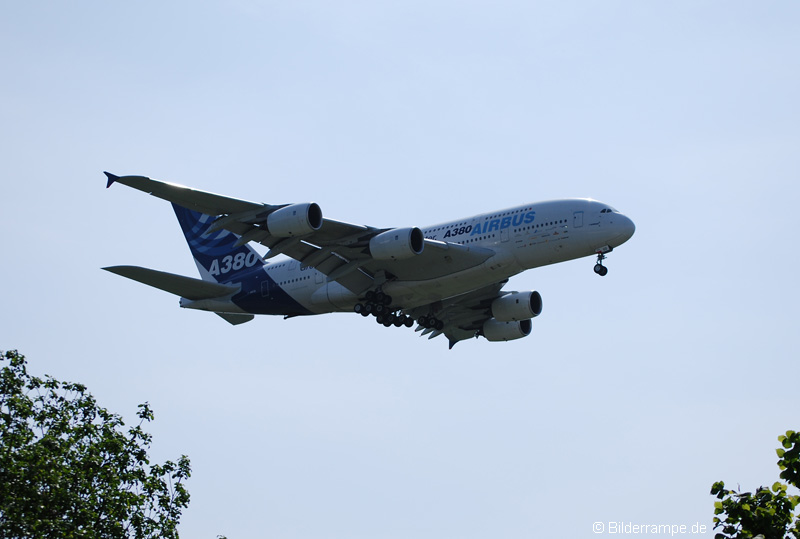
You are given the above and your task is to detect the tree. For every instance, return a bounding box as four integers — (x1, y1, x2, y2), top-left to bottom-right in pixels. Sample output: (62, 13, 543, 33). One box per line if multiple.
(0, 349, 191, 539)
(711, 430, 800, 539)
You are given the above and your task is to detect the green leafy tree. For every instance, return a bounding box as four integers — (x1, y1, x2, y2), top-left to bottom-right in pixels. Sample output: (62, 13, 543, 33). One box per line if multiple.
(0, 349, 191, 539)
(711, 430, 800, 539)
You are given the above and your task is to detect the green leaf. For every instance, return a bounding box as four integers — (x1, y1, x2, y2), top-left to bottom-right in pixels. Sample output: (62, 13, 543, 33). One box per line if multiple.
(0, 350, 191, 538)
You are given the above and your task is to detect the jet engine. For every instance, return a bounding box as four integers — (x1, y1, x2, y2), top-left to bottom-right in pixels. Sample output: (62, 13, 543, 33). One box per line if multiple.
(267, 203, 323, 237)
(482, 318, 532, 342)
(491, 291, 543, 322)
(369, 227, 424, 260)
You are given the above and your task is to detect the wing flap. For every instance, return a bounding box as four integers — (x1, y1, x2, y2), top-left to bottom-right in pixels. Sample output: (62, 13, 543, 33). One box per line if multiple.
(103, 265, 240, 300)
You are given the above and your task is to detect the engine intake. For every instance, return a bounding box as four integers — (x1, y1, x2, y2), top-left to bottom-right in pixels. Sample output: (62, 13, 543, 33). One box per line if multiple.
(369, 227, 424, 260)
(482, 318, 532, 342)
(491, 291, 542, 322)
(267, 203, 323, 237)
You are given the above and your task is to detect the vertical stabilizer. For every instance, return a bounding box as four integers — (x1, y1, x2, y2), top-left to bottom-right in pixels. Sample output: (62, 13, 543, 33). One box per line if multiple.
(172, 204, 265, 283)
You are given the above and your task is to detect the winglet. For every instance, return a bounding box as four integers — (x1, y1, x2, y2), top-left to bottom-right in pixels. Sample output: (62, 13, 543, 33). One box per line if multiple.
(104, 171, 119, 188)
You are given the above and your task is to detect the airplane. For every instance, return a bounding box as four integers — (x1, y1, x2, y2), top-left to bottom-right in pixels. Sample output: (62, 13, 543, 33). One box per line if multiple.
(103, 173, 635, 348)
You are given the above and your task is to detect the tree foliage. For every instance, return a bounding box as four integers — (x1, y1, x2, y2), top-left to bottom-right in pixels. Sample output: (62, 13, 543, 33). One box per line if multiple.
(711, 430, 800, 539)
(0, 350, 191, 539)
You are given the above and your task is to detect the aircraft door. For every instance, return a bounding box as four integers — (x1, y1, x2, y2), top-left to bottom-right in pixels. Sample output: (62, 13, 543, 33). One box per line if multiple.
(573, 211, 584, 228)
(501, 228, 510, 242)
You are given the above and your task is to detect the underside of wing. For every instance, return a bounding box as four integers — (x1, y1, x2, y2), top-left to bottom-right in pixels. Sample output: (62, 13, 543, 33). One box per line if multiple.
(367, 240, 494, 281)
(222, 217, 378, 293)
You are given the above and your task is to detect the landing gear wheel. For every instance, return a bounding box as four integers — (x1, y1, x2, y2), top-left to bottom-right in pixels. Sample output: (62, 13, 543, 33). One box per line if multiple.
(354, 303, 364, 314)
(594, 251, 609, 276)
(375, 291, 385, 304)
(419, 316, 439, 329)
(434, 320, 444, 331)
(403, 317, 414, 328)
(365, 291, 376, 302)
(382, 294, 393, 306)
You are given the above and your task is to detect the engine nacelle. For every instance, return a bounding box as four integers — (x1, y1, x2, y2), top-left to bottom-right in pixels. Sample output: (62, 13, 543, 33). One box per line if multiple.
(491, 291, 543, 322)
(482, 318, 532, 342)
(267, 203, 323, 237)
(369, 227, 424, 260)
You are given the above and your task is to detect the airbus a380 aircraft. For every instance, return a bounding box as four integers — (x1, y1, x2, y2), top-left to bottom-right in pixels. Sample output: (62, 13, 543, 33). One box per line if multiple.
(103, 173, 635, 348)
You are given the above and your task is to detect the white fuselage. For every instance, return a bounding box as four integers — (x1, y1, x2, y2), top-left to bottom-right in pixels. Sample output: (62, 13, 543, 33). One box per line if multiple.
(253, 198, 635, 315)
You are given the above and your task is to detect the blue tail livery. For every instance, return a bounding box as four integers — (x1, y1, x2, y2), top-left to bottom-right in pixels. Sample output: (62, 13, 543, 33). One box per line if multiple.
(172, 204, 265, 283)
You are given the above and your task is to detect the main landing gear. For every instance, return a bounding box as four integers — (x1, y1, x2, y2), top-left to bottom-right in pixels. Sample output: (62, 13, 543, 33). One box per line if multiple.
(417, 315, 444, 331)
(353, 291, 415, 329)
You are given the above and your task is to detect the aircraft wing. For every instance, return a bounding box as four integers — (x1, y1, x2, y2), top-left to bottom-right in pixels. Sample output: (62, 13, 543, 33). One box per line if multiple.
(106, 173, 495, 294)
(105, 173, 269, 215)
(405, 281, 508, 349)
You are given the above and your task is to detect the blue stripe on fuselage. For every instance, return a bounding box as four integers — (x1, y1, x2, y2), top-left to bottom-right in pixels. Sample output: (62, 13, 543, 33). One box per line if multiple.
(228, 266, 313, 316)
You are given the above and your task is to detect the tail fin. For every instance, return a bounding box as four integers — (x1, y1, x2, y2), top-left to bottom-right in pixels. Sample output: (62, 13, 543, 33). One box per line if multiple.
(172, 203, 265, 283)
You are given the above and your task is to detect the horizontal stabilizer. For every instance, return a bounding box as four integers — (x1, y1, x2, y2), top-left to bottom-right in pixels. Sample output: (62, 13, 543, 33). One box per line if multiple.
(215, 312, 254, 325)
(103, 265, 239, 300)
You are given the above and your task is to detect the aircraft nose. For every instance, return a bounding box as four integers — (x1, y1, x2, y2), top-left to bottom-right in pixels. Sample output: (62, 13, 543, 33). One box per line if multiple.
(614, 214, 636, 245)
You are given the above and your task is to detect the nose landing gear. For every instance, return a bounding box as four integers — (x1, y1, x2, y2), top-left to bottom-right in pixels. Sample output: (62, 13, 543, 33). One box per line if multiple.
(593, 247, 612, 276)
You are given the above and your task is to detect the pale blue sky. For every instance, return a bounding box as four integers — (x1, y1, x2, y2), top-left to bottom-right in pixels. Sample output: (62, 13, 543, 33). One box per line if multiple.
(2, 2, 799, 538)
